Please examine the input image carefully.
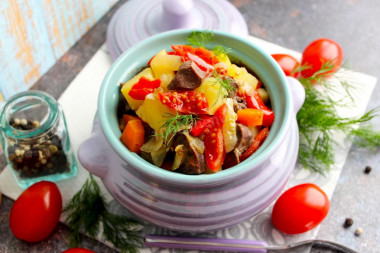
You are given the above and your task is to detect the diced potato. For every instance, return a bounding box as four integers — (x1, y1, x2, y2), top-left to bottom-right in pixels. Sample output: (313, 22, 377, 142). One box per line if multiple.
(228, 64, 244, 78)
(136, 93, 177, 132)
(258, 87, 269, 104)
(195, 77, 227, 115)
(216, 52, 231, 68)
(151, 51, 182, 79)
(121, 68, 154, 110)
(228, 64, 259, 94)
(236, 71, 259, 94)
(223, 98, 238, 153)
(158, 72, 175, 90)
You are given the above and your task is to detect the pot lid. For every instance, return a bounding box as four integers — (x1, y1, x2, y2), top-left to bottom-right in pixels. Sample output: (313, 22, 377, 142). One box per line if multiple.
(106, 0, 249, 60)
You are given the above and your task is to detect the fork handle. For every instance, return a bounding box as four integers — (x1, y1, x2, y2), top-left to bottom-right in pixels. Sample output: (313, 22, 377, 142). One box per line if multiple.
(145, 235, 268, 252)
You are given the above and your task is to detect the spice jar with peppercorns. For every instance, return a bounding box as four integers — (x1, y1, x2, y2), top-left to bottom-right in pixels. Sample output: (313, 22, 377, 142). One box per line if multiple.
(0, 90, 78, 188)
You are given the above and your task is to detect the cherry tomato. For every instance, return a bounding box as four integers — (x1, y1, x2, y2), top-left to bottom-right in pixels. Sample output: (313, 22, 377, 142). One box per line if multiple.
(158, 91, 209, 114)
(300, 38, 343, 78)
(271, 183, 330, 234)
(271, 54, 300, 77)
(61, 248, 95, 253)
(10, 181, 62, 242)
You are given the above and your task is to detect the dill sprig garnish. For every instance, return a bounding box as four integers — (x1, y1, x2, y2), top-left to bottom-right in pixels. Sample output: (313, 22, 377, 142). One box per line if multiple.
(63, 174, 143, 252)
(187, 31, 214, 48)
(159, 113, 198, 145)
(212, 70, 237, 96)
(187, 31, 231, 57)
(296, 64, 380, 174)
(212, 45, 231, 58)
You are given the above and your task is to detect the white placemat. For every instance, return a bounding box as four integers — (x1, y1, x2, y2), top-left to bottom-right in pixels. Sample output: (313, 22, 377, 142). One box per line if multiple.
(0, 37, 377, 251)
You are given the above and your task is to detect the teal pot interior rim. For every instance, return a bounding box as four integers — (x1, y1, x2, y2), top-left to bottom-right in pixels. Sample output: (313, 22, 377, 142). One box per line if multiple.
(98, 29, 291, 185)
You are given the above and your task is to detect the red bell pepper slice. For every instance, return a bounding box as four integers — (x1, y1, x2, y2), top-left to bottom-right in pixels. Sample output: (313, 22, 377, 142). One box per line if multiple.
(240, 127, 269, 162)
(128, 77, 161, 100)
(204, 127, 226, 172)
(194, 47, 219, 65)
(245, 90, 275, 126)
(171, 45, 196, 56)
(203, 103, 228, 172)
(185, 53, 214, 74)
(158, 91, 209, 114)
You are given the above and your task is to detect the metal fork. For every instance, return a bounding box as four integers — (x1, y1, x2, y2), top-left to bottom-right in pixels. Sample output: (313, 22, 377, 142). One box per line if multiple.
(145, 234, 358, 252)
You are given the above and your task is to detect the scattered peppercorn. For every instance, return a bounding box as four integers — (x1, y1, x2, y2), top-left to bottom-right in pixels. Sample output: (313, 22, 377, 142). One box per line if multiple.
(354, 227, 363, 236)
(343, 218, 354, 228)
(364, 166, 372, 174)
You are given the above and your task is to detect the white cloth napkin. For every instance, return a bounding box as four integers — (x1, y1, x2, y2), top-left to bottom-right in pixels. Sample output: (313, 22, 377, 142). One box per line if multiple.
(0, 38, 377, 251)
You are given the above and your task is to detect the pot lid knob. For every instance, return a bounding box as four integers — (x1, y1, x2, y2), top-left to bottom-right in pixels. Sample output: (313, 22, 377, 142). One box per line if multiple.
(106, 0, 248, 60)
(160, 0, 195, 30)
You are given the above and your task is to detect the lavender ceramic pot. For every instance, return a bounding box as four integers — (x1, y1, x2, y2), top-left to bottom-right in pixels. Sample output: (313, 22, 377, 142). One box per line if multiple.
(78, 29, 305, 232)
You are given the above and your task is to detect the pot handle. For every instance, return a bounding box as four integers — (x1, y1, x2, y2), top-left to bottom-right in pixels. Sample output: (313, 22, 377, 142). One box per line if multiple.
(77, 115, 109, 179)
(286, 76, 305, 113)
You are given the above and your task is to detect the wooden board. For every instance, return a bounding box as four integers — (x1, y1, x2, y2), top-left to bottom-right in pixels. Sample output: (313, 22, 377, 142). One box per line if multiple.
(0, 0, 117, 100)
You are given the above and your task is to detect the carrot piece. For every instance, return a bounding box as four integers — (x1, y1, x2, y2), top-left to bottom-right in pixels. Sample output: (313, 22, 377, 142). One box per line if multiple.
(120, 119, 145, 153)
(237, 108, 264, 126)
(123, 114, 139, 126)
(120, 114, 140, 131)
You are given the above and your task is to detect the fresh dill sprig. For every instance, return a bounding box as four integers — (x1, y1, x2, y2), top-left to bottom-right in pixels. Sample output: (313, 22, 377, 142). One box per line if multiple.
(212, 70, 237, 96)
(159, 113, 198, 145)
(212, 45, 231, 58)
(296, 63, 380, 174)
(63, 174, 143, 252)
(187, 31, 214, 48)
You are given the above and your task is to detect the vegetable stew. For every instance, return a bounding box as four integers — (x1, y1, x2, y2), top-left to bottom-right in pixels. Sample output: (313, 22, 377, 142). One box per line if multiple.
(117, 41, 274, 174)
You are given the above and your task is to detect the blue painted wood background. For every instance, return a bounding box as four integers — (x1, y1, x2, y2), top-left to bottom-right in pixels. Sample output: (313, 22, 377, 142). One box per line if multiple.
(0, 0, 117, 101)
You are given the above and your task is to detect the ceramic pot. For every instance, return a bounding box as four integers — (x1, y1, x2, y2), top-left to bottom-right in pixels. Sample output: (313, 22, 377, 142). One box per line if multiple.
(78, 29, 305, 232)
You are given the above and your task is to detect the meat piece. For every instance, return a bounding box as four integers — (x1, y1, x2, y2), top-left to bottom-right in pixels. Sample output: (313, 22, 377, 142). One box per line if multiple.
(223, 76, 239, 98)
(221, 76, 247, 111)
(167, 61, 206, 90)
(233, 95, 247, 112)
(233, 123, 254, 163)
(172, 131, 205, 174)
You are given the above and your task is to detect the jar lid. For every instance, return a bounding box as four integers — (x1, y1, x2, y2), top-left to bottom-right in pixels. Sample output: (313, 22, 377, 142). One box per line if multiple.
(106, 0, 249, 60)
(0, 91, 59, 140)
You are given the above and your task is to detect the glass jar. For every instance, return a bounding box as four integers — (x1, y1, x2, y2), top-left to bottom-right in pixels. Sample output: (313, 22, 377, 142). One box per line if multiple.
(0, 90, 77, 188)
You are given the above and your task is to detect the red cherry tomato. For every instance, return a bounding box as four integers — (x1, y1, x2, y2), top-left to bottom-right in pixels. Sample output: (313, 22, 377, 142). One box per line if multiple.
(300, 38, 343, 78)
(271, 183, 330, 234)
(271, 54, 300, 77)
(10, 181, 62, 242)
(61, 248, 95, 253)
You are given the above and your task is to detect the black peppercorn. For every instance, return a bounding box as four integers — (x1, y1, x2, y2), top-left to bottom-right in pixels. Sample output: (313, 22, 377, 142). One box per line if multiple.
(343, 218, 353, 228)
(364, 166, 372, 174)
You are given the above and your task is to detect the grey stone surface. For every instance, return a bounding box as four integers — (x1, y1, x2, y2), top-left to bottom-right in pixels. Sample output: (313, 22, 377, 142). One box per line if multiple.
(1, 0, 379, 252)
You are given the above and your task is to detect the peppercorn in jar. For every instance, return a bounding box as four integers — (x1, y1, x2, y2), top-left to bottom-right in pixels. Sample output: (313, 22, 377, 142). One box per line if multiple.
(0, 91, 78, 188)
